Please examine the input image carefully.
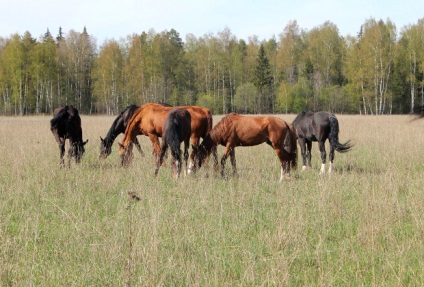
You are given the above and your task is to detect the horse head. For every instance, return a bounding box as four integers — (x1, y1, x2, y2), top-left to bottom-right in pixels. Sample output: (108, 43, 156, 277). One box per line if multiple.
(99, 136, 113, 159)
(72, 139, 88, 163)
(118, 142, 133, 167)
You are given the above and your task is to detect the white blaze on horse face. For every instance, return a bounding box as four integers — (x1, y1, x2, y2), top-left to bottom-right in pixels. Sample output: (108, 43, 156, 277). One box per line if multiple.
(320, 163, 326, 174)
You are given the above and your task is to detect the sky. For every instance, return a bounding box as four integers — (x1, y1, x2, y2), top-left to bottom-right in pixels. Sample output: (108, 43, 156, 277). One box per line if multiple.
(1, 0, 423, 45)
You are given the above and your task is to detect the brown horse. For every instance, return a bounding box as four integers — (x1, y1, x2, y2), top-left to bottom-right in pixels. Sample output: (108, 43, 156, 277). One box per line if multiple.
(50, 105, 88, 167)
(193, 113, 297, 181)
(119, 103, 218, 169)
(154, 108, 191, 178)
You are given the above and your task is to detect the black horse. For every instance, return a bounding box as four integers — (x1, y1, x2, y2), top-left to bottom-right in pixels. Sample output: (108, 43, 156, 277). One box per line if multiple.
(154, 108, 191, 178)
(99, 105, 144, 159)
(50, 105, 88, 166)
(292, 111, 352, 174)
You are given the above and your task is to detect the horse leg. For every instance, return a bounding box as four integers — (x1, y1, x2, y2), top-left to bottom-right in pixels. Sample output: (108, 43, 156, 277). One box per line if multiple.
(133, 137, 144, 157)
(306, 140, 312, 168)
(187, 137, 198, 174)
(328, 144, 335, 174)
(274, 147, 290, 182)
(154, 143, 168, 176)
(212, 146, 219, 172)
(170, 147, 181, 179)
(318, 140, 327, 174)
(298, 139, 308, 171)
(229, 149, 237, 176)
(59, 139, 65, 167)
(148, 134, 161, 165)
(220, 145, 232, 177)
(183, 138, 190, 176)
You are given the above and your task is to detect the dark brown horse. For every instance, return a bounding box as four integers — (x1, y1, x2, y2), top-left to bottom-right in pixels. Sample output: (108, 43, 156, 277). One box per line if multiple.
(193, 113, 297, 181)
(154, 108, 191, 178)
(119, 103, 217, 169)
(292, 111, 352, 174)
(50, 105, 88, 166)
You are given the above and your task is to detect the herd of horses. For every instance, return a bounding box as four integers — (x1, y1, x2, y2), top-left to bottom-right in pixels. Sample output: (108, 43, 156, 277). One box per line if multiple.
(50, 103, 352, 181)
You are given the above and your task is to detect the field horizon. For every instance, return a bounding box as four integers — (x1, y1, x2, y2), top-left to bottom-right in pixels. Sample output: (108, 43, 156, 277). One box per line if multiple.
(1, 114, 423, 286)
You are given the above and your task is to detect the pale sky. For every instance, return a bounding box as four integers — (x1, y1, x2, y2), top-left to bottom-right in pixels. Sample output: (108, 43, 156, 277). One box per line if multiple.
(1, 0, 423, 45)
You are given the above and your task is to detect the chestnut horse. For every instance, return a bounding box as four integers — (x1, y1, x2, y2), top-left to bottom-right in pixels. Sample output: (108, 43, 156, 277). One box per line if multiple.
(99, 103, 172, 159)
(50, 105, 88, 167)
(119, 103, 218, 169)
(193, 113, 297, 181)
(292, 110, 352, 174)
(154, 108, 191, 178)
(99, 105, 143, 159)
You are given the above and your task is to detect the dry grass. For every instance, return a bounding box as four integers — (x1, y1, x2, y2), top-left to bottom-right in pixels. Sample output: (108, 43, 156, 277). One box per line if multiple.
(0, 114, 423, 286)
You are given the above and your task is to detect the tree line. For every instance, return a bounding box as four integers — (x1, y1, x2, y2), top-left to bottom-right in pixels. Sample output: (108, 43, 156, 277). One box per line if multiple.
(1, 18, 423, 116)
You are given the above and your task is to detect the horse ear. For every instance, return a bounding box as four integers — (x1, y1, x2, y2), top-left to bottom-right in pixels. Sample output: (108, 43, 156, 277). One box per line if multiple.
(100, 136, 104, 142)
(83, 139, 89, 145)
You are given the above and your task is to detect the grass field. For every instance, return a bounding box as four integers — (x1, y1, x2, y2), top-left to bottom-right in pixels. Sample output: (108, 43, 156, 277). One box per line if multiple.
(1, 114, 423, 286)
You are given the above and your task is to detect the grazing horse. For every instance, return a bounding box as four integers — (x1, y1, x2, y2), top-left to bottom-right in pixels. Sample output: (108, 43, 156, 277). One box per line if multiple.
(119, 103, 218, 169)
(292, 111, 352, 174)
(99, 105, 144, 159)
(192, 113, 297, 181)
(100, 103, 172, 159)
(50, 105, 88, 166)
(154, 108, 191, 178)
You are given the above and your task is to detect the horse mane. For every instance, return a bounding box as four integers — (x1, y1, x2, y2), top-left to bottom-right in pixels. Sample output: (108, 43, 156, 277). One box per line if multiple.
(121, 106, 144, 146)
(292, 110, 312, 125)
(209, 113, 236, 142)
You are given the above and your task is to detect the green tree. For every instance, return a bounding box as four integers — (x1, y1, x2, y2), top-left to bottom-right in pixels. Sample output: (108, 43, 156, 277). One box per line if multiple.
(253, 44, 274, 113)
(31, 29, 58, 113)
(92, 40, 125, 114)
(234, 82, 258, 113)
(304, 21, 345, 110)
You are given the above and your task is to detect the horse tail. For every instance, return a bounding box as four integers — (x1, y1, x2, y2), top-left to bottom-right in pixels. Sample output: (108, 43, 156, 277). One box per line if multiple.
(165, 117, 182, 161)
(329, 115, 352, 153)
(50, 107, 68, 129)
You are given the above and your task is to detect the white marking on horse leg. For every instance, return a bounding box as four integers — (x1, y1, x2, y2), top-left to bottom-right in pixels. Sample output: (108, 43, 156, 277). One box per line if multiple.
(320, 163, 326, 174)
(187, 160, 194, 174)
(302, 165, 307, 171)
(279, 167, 284, 182)
(328, 162, 333, 174)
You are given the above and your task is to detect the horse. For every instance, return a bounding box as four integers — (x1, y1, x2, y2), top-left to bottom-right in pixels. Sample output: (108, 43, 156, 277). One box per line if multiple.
(119, 103, 218, 170)
(154, 108, 191, 178)
(192, 113, 297, 181)
(50, 105, 88, 167)
(99, 105, 143, 159)
(292, 110, 352, 174)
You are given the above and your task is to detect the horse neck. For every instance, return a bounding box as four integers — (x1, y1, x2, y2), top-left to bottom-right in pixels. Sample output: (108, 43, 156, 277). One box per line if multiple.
(202, 134, 217, 153)
(121, 117, 139, 148)
(104, 118, 121, 144)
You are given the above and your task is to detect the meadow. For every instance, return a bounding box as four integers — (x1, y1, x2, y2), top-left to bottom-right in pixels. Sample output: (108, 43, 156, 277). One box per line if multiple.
(0, 114, 423, 286)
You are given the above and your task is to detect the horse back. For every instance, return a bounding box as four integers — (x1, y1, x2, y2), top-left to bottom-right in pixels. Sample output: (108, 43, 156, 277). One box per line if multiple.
(50, 105, 82, 139)
(179, 106, 212, 138)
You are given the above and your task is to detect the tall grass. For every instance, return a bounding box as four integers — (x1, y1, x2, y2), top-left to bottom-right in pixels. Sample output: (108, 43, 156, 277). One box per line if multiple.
(0, 114, 423, 286)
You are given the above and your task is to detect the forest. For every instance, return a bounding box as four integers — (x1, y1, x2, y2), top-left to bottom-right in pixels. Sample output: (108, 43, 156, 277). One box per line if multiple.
(0, 17, 423, 116)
